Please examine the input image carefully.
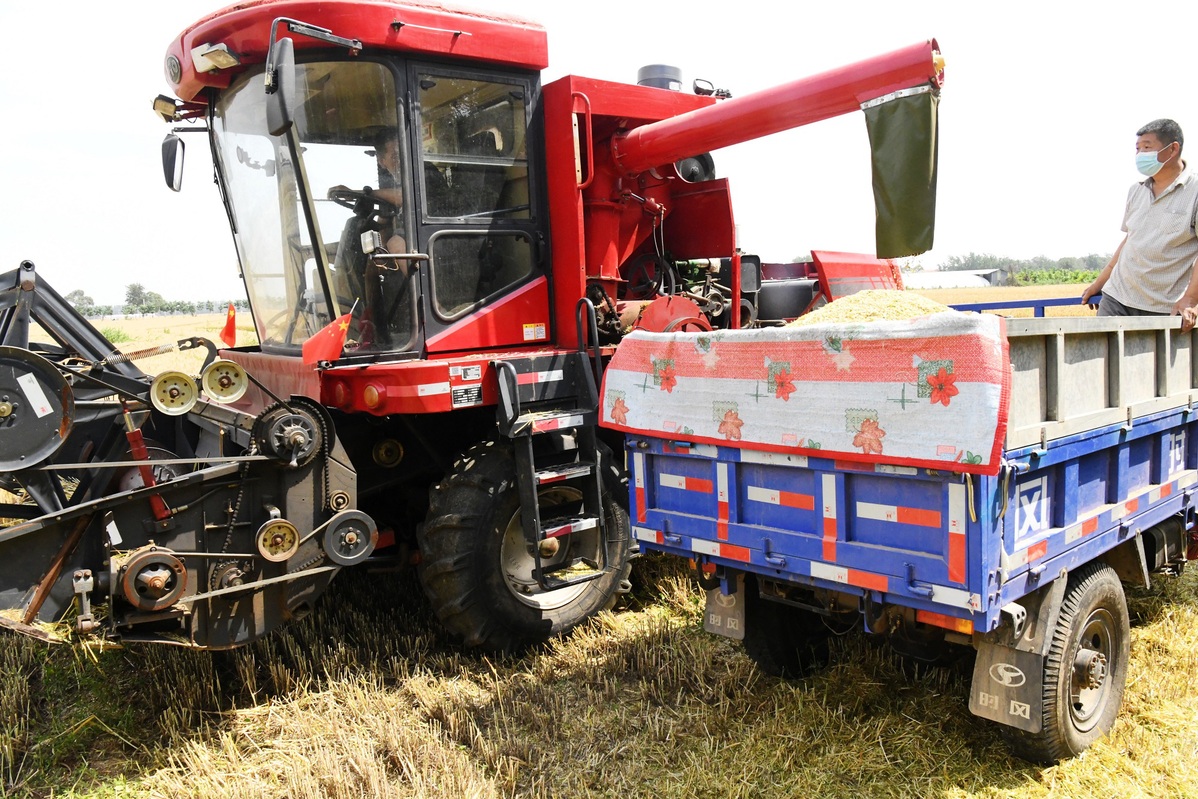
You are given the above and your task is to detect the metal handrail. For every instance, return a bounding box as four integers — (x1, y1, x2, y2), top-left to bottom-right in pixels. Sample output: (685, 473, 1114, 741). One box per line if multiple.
(575, 297, 602, 389)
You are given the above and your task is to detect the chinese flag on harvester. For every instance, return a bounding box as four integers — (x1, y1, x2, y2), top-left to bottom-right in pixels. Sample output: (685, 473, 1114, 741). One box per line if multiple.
(219, 302, 237, 347)
(302, 311, 352, 365)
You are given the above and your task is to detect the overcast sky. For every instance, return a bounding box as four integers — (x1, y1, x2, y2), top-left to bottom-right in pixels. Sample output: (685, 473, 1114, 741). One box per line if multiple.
(1, 1, 1195, 305)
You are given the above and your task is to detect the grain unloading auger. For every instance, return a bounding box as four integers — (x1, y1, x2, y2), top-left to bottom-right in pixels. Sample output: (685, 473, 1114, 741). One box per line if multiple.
(0, 261, 375, 649)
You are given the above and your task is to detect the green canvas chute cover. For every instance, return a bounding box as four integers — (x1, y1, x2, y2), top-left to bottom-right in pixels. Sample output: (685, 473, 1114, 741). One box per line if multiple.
(864, 87, 939, 258)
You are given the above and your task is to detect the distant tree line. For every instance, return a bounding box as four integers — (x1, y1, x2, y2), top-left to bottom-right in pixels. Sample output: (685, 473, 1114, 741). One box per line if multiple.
(62, 285, 248, 319)
(938, 253, 1110, 286)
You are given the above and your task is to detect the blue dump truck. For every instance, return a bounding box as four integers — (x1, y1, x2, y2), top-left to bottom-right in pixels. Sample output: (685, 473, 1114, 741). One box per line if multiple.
(599, 309, 1197, 763)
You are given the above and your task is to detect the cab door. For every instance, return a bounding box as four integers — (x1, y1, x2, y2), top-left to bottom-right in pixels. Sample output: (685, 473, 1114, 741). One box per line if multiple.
(409, 67, 552, 354)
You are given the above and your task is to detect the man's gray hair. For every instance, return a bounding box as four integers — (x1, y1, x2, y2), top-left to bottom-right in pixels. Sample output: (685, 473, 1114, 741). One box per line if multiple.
(1137, 118, 1184, 153)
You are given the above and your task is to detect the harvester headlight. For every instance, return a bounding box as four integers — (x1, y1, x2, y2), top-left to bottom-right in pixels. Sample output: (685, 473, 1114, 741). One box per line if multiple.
(191, 42, 240, 73)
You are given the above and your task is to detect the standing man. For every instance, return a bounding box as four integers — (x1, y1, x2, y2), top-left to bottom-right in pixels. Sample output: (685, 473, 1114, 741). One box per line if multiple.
(1082, 119, 1198, 325)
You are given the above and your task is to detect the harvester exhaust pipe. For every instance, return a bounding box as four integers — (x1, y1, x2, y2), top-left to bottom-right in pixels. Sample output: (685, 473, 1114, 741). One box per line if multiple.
(636, 64, 683, 91)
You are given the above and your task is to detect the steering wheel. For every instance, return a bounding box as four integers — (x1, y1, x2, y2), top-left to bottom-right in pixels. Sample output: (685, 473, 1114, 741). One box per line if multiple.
(326, 187, 399, 218)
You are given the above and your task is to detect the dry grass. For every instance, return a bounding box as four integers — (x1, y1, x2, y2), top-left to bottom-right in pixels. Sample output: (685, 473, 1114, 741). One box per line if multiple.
(2, 559, 1197, 798)
(5, 286, 1195, 798)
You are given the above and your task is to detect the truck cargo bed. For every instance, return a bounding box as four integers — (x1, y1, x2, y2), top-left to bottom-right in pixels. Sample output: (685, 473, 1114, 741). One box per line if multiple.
(616, 315, 1198, 630)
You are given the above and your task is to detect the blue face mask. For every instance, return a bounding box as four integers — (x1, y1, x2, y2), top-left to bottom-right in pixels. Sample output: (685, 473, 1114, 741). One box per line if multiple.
(1137, 143, 1176, 177)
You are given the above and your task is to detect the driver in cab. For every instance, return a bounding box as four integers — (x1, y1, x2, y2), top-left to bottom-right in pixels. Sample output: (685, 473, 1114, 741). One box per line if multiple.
(328, 129, 408, 259)
(327, 129, 412, 348)
(366, 132, 407, 258)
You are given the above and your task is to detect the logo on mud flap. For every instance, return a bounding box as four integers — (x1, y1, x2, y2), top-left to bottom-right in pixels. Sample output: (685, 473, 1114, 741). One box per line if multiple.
(713, 592, 737, 609)
(989, 662, 1027, 688)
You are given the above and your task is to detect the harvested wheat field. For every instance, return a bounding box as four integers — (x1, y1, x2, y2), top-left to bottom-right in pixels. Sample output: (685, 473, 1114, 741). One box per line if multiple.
(30, 313, 258, 376)
(3, 561, 1197, 798)
(4, 287, 1196, 798)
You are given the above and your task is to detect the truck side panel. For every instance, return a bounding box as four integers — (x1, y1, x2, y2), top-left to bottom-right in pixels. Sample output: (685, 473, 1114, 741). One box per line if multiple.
(630, 444, 990, 624)
(631, 406, 1198, 633)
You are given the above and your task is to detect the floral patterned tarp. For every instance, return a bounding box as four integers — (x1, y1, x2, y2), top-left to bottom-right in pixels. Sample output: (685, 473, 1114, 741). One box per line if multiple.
(599, 311, 1011, 476)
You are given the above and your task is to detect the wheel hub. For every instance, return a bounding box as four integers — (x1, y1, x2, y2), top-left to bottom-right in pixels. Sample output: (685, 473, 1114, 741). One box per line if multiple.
(1074, 648, 1108, 690)
(1069, 608, 1117, 731)
(500, 486, 597, 609)
(119, 548, 187, 611)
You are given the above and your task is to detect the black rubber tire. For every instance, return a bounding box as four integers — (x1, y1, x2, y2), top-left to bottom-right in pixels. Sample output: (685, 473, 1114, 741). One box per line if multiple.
(1005, 563, 1130, 764)
(417, 438, 632, 652)
(742, 577, 831, 678)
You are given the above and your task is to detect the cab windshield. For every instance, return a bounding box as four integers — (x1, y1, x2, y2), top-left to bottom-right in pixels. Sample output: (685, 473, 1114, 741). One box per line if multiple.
(212, 60, 414, 354)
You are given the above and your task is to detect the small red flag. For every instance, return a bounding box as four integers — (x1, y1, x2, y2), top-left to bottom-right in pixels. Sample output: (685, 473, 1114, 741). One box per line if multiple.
(302, 311, 352, 365)
(219, 302, 237, 348)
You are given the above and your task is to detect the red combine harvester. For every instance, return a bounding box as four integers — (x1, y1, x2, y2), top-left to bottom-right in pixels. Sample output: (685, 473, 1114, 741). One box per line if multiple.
(0, 0, 941, 652)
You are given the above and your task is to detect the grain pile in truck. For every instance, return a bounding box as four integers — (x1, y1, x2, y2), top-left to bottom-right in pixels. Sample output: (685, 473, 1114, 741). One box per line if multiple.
(785, 288, 949, 326)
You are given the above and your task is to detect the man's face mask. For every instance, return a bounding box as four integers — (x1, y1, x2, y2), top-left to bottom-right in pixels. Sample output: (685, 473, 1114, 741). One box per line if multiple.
(1137, 142, 1177, 177)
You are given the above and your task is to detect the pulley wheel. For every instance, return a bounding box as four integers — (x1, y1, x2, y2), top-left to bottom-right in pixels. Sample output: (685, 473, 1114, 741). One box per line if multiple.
(0, 346, 74, 471)
(256, 518, 301, 563)
(116, 446, 186, 492)
(322, 510, 378, 566)
(255, 404, 322, 467)
(120, 548, 187, 611)
(150, 371, 199, 416)
(200, 359, 249, 405)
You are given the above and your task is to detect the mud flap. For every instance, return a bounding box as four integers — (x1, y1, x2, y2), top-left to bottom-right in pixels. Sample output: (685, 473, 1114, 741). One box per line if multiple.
(969, 644, 1044, 732)
(968, 572, 1068, 733)
(703, 571, 745, 641)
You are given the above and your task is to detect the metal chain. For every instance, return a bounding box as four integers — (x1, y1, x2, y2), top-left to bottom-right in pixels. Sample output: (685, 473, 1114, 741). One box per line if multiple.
(288, 553, 326, 574)
(221, 461, 250, 554)
(317, 409, 331, 510)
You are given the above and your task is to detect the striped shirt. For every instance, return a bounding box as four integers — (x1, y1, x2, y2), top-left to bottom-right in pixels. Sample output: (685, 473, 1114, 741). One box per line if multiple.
(1103, 163, 1198, 313)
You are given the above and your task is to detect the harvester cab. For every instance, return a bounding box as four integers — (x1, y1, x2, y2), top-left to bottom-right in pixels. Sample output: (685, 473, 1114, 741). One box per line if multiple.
(160, 7, 555, 365)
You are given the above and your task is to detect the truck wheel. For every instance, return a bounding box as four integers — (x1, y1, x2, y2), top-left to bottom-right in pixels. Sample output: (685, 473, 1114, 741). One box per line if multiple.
(742, 578, 830, 678)
(417, 438, 632, 652)
(1006, 563, 1130, 763)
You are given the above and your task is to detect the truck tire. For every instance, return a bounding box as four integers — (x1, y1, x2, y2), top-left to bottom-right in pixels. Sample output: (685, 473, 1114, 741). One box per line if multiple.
(417, 438, 632, 652)
(742, 577, 830, 678)
(1005, 563, 1130, 763)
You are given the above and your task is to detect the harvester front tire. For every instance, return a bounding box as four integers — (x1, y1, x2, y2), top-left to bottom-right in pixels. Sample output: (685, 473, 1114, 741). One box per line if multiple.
(418, 438, 632, 653)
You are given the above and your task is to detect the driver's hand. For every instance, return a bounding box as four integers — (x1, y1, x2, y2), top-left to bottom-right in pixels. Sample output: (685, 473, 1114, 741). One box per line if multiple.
(327, 185, 350, 199)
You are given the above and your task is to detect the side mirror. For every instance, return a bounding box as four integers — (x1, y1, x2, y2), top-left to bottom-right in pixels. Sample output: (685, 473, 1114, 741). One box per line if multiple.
(266, 37, 297, 137)
(161, 134, 184, 192)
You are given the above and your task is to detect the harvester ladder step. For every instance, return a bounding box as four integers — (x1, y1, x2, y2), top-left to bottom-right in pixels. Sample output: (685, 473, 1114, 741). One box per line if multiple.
(540, 557, 606, 590)
(540, 514, 599, 539)
(535, 461, 596, 485)
(493, 347, 610, 592)
(512, 408, 596, 437)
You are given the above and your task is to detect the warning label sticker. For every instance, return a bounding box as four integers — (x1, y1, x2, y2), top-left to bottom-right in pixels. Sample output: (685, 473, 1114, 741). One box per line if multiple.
(523, 323, 547, 341)
(450, 365, 483, 382)
(16, 373, 53, 418)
